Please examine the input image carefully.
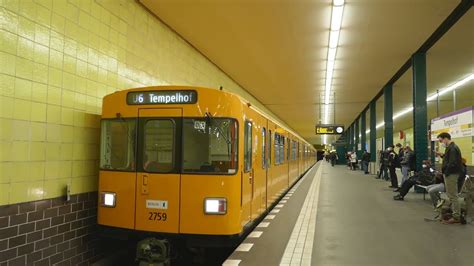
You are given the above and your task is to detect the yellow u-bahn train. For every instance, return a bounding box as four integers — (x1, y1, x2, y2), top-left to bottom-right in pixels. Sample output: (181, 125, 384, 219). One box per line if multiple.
(98, 86, 316, 247)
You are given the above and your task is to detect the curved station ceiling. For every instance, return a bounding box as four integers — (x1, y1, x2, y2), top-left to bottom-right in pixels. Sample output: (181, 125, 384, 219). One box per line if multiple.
(140, 0, 470, 144)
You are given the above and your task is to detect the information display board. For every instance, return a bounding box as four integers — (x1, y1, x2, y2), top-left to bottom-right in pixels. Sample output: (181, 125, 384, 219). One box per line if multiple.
(127, 90, 197, 105)
(315, 124, 344, 135)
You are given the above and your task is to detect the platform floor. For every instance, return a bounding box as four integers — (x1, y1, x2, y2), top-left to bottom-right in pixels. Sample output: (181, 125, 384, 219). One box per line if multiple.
(225, 161, 474, 266)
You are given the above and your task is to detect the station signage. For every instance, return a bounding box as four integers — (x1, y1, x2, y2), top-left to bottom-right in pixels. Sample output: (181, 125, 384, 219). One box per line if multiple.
(315, 124, 344, 135)
(127, 90, 197, 105)
(430, 106, 473, 140)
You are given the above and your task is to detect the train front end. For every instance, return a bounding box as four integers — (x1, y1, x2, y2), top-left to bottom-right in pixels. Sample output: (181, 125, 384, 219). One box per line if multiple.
(98, 86, 245, 246)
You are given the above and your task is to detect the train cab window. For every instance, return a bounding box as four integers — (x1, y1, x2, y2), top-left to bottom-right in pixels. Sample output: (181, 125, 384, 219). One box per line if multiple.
(262, 128, 267, 169)
(244, 121, 252, 172)
(183, 118, 238, 174)
(143, 120, 175, 173)
(100, 119, 136, 171)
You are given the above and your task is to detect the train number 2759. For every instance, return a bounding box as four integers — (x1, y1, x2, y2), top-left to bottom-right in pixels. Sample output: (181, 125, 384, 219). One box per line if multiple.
(148, 212, 167, 221)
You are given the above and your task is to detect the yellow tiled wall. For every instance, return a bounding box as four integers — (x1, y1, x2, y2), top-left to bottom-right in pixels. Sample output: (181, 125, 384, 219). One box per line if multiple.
(0, 0, 288, 205)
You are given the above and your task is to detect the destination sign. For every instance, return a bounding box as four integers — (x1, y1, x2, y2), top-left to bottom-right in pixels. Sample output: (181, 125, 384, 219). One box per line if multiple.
(127, 90, 197, 105)
(315, 124, 344, 135)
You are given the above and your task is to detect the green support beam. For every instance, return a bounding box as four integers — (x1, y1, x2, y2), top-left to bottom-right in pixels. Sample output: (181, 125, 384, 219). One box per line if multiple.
(412, 53, 428, 171)
(361, 111, 366, 153)
(355, 117, 360, 154)
(384, 85, 393, 149)
(369, 101, 376, 162)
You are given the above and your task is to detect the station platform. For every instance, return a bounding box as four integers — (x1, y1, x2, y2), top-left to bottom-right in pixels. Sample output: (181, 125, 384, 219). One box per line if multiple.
(224, 161, 474, 266)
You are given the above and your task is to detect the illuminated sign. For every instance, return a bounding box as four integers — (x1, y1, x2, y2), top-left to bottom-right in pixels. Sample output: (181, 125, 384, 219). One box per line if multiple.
(127, 90, 197, 105)
(315, 124, 344, 135)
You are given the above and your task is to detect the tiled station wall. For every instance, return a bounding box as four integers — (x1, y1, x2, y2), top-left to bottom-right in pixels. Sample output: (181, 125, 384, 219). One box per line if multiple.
(0, 193, 106, 265)
(0, 0, 289, 264)
(0, 0, 287, 205)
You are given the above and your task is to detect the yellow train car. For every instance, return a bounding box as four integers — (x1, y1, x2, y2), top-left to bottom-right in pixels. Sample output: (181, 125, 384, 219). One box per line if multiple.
(98, 86, 316, 247)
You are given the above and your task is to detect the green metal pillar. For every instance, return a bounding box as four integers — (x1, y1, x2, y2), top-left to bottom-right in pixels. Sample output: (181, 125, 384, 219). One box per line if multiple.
(361, 111, 366, 152)
(355, 117, 359, 154)
(412, 53, 428, 171)
(384, 84, 393, 149)
(370, 101, 376, 162)
(350, 124, 354, 151)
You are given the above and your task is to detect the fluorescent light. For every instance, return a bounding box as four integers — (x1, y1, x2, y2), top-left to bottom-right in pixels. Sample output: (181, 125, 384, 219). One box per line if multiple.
(426, 74, 473, 101)
(393, 107, 413, 120)
(326, 60, 335, 74)
(323, 0, 345, 128)
(324, 104, 330, 122)
(330, 5, 344, 31)
(329, 30, 340, 48)
(328, 48, 337, 62)
(363, 74, 473, 134)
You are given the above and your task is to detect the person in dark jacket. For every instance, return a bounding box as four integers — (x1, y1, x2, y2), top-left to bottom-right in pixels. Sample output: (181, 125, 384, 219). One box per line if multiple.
(400, 146, 414, 186)
(387, 145, 398, 188)
(396, 143, 403, 169)
(437, 132, 463, 224)
(361, 150, 370, 174)
(377, 150, 389, 180)
(393, 160, 437, 200)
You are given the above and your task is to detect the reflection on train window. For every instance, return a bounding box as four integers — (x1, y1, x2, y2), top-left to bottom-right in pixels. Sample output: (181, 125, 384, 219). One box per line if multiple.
(183, 118, 238, 174)
(143, 120, 174, 173)
(100, 119, 136, 171)
(244, 121, 252, 172)
(287, 139, 291, 161)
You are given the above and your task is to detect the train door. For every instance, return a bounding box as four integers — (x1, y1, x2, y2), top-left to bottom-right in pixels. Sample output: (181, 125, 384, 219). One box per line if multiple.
(135, 108, 182, 233)
(242, 120, 253, 222)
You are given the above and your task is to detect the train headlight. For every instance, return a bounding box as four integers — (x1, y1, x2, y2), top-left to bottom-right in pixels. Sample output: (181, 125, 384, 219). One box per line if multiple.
(100, 192, 116, 207)
(204, 198, 227, 215)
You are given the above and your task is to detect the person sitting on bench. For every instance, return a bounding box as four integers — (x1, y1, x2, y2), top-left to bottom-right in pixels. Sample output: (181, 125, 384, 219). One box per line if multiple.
(393, 160, 437, 201)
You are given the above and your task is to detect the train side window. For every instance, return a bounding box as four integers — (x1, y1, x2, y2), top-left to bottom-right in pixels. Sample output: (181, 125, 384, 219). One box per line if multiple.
(244, 121, 252, 172)
(143, 120, 175, 173)
(274, 133, 280, 165)
(262, 128, 267, 169)
(182, 118, 238, 174)
(268, 130, 272, 166)
(287, 139, 291, 161)
(100, 119, 136, 171)
(281, 137, 285, 163)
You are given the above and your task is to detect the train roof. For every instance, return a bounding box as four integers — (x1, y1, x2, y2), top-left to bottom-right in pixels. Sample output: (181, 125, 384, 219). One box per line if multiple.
(108, 85, 315, 149)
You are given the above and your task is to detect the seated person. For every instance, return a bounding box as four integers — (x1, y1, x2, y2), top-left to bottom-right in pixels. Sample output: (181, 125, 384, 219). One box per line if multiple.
(424, 170, 445, 208)
(393, 160, 437, 201)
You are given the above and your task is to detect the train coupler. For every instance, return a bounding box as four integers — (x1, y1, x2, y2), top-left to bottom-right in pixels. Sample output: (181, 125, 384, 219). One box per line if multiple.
(136, 238, 171, 266)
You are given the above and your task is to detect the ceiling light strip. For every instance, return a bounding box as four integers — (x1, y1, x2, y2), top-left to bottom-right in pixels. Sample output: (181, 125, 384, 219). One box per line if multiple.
(322, 0, 345, 144)
(324, 0, 344, 117)
(365, 73, 473, 133)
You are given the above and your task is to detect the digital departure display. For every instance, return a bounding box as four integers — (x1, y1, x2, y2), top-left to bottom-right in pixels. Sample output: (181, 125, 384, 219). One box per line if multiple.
(315, 124, 344, 135)
(127, 90, 197, 105)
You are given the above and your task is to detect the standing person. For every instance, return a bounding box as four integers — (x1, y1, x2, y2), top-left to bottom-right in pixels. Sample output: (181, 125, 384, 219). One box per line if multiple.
(350, 151, 357, 171)
(362, 150, 370, 174)
(400, 146, 413, 186)
(330, 152, 338, 167)
(387, 145, 399, 188)
(396, 143, 404, 169)
(376, 151, 387, 179)
(437, 132, 463, 224)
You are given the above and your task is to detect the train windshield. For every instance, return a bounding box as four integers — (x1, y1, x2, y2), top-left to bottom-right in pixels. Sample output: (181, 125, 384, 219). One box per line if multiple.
(182, 118, 238, 174)
(100, 119, 136, 171)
